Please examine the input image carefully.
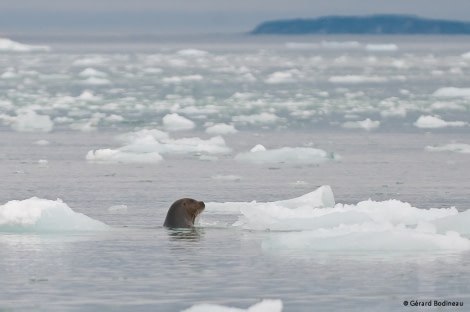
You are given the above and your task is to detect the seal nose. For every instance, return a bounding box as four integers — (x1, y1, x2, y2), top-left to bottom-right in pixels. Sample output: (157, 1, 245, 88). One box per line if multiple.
(200, 201, 205, 208)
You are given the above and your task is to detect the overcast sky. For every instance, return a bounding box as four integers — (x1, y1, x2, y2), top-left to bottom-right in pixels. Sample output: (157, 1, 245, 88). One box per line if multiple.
(1, 0, 470, 34)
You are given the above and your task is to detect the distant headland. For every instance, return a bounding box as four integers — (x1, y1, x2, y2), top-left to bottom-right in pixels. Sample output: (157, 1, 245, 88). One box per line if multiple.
(251, 14, 470, 35)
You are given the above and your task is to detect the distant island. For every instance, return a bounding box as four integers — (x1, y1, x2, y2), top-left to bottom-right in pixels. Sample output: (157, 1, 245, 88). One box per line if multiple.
(251, 14, 470, 35)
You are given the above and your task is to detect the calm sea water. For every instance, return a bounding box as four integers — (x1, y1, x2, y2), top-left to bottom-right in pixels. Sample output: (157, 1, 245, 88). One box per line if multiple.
(0, 34, 469, 311)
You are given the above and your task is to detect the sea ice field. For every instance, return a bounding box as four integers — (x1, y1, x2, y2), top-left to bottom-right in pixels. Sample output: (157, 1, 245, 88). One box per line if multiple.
(0, 34, 470, 311)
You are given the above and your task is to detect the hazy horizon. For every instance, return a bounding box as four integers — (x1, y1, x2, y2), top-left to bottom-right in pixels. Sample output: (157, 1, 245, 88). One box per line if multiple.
(1, 0, 470, 35)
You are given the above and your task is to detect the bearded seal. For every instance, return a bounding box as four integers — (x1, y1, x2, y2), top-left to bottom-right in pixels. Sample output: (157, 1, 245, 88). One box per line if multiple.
(163, 198, 205, 228)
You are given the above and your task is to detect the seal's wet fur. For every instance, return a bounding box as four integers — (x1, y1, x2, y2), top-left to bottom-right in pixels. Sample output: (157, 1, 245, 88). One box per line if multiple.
(163, 198, 205, 228)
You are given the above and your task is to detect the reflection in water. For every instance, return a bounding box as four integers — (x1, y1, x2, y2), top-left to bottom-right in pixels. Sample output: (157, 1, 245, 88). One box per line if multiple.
(166, 228, 204, 241)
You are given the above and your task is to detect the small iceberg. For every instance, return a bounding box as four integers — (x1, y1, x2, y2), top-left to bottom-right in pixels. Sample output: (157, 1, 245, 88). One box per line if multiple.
(425, 143, 470, 154)
(204, 186, 470, 252)
(0, 38, 51, 52)
(414, 115, 467, 129)
(182, 299, 282, 312)
(0, 197, 108, 232)
(235, 145, 340, 165)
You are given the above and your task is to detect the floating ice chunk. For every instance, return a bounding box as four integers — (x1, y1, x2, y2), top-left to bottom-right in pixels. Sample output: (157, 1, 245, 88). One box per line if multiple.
(70, 120, 98, 132)
(105, 114, 124, 122)
(78, 90, 102, 101)
(0, 197, 108, 232)
(86, 149, 163, 164)
(262, 224, 470, 251)
(10, 111, 54, 133)
(163, 113, 196, 131)
(235, 146, 339, 165)
(0, 38, 51, 52)
(265, 71, 297, 84)
(117, 129, 170, 143)
(1, 70, 18, 79)
(285, 42, 319, 49)
(73, 56, 109, 66)
(329, 75, 388, 84)
(232, 113, 280, 125)
(342, 119, 380, 131)
(365, 44, 398, 51)
(87, 130, 231, 163)
(163, 75, 203, 83)
(462, 52, 470, 59)
(321, 40, 361, 49)
(414, 115, 467, 128)
(211, 175, 242, 181)
(287, 41, 361, 50)
(108, 205, 128, 214)
(205, 123, 238, 135)
(182, 299, 282, 312)
(433, 87, 470, 98)
(205, 186, 470, 251)
(38, 159, 48, 167)
(79, 68, 108, 78)
(34, 140, 50, 146)
(176, 49, 208, 57)
(425, 143, 470, 154)
(80, 77, 111, 85)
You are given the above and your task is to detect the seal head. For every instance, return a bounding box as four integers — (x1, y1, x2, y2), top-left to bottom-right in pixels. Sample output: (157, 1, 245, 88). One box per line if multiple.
(163, 198, 205, 228)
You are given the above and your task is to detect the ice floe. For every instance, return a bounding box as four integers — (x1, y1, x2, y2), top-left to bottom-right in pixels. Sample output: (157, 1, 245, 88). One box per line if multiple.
(365, 44, 398, 52)
(232, 113, 280, 125)
(3, 110, 54, 132)
(286, 41, 361, 50)
(342, 118, 380, 131)
(329, 75, 388, 84)
(425, 143, 470, 154)
(203, 186, 470, 252)
(87, 129, 231, 163)
(414, 115, 467, 129)
(163, 113, 196, 131)
(182, 299, 282, 312)
(433, 87, 470, 98)
(265, 70, 300, 84)
(205, 123, 238, 135)
(0, 38, 51, 52)
(0, 197, 108, 232)
(176, 49, 209, 57)
(234, 145, 340, 165)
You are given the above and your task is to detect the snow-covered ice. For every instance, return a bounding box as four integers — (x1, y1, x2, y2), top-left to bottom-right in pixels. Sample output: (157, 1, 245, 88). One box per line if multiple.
(182, 299, 282, 312)
(0, 197, 109, 232)
(4, 110, 54, 132)
(425, 143, 470, 154)
(235, 145, 339, 165)
(205, 123, 238, 135)
(0, 38, 51, 52)
(203, 186, 470, 252)
(365, 44, 398, 52)
(87, 129, 231, 163)
(163, 113, 196, 131)
(433, 87, 470, 98)
(414, 115, 467, 129)
(329, 75, 388, 84)
(342, 118, 380, 131)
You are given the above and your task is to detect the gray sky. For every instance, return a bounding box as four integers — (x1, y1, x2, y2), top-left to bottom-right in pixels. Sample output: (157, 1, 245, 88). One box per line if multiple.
(1, 0, 470, 34)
